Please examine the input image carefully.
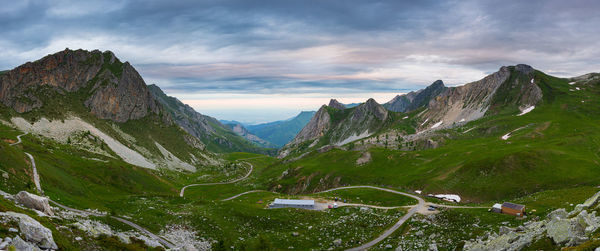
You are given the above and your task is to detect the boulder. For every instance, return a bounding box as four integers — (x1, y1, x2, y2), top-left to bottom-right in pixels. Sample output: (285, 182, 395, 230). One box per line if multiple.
(546, 218, 586, 246)
(72, 219, 114, 237)
(499, 226, 513, 235)
(576, 210, 600, 234)
(333, 239, 342, 246)
(0, 238, 9, 250)
(0, 190, 13, 200)
(428, 243, 438, 251)
(0, 212, 57, 249)
(10, 235, 41, 251)
(547, 208, 567, 220)
(15, 191, 54, 216)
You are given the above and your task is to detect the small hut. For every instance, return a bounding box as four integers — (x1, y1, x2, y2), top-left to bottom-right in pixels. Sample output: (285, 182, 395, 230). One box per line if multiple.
(491, 203, 502, 213)
(501, 202, 526, 216)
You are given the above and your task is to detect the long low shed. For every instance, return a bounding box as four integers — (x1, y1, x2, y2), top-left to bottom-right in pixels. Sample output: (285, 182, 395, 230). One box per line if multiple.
(269, 199, 315, 209)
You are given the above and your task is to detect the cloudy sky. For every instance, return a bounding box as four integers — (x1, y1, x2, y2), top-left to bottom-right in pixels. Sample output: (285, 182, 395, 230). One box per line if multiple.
(2, 0, 599, 123)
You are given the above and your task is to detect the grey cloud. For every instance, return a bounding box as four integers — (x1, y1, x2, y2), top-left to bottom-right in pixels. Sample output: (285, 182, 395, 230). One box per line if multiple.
(1, 0, 599, 94)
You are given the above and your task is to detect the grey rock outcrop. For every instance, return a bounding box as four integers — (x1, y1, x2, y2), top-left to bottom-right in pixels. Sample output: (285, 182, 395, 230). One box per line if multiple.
(548, 208, 568, 220)
(0, 211, 58, 250)
(84, 61, 162, 123)
(11, 235, 42, 251)
(465, 192, 600, 251)
(577, 210, 600, 234)
(546, 217, 586, 246)
(15, 191, 54, 216)
(420, 64, 543, 129)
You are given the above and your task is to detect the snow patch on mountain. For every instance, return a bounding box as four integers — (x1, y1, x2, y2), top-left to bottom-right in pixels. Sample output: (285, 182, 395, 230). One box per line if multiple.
(517, 106, 535, 116)
(432, 194, 461, 203)
(431, 121, 443, 129)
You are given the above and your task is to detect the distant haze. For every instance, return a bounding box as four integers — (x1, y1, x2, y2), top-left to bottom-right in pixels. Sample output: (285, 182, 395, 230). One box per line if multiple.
(1, 1, 599, 122)
(180, 92, 398, 124)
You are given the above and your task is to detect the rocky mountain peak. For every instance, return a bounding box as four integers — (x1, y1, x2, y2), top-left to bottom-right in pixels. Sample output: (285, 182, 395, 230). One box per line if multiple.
(421, 64, 542, 128)
(357, 98, 387, 121)
(328, 99, 346, 110)
(515, 64, 534, 74)
(0, 49, 162, 123)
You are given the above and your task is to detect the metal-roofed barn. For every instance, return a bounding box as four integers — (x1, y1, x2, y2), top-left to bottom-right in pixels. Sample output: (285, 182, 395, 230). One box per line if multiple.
(269, 199, 315, 209)
(501, 202, 526, 216)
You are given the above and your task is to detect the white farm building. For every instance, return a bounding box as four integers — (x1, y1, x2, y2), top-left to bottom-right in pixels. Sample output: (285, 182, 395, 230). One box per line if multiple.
(269, 199, 315, 209)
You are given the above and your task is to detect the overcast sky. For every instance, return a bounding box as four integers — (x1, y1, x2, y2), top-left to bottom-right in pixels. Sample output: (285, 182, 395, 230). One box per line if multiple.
(2, 0, 599, 123)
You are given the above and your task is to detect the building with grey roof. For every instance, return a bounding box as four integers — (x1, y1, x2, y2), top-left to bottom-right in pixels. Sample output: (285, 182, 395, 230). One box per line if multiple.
(269, 199, 315, 209)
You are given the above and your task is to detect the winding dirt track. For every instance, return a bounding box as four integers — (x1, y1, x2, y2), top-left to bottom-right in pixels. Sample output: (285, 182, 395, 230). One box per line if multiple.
(10, 132, 176, 249)
(221, 190, 268, 201)
(179, 156, 266, 197)
(9, 132, 27, 145)
(317, 186, 426, 250)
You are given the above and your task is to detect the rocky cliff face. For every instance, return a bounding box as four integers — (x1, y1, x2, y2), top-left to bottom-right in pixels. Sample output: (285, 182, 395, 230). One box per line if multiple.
(0, 49, 162, 123)
(384, 80, 446, 112)
(0, 49, 102, 113)
(85, 60, 161, 122)
(419, 64, 542, 129)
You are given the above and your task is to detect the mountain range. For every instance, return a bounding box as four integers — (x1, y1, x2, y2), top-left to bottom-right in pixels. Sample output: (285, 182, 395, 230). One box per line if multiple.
(1, 49, 600, 250)
(280, 64, 545, 158)
(0, 49, 273, 171)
